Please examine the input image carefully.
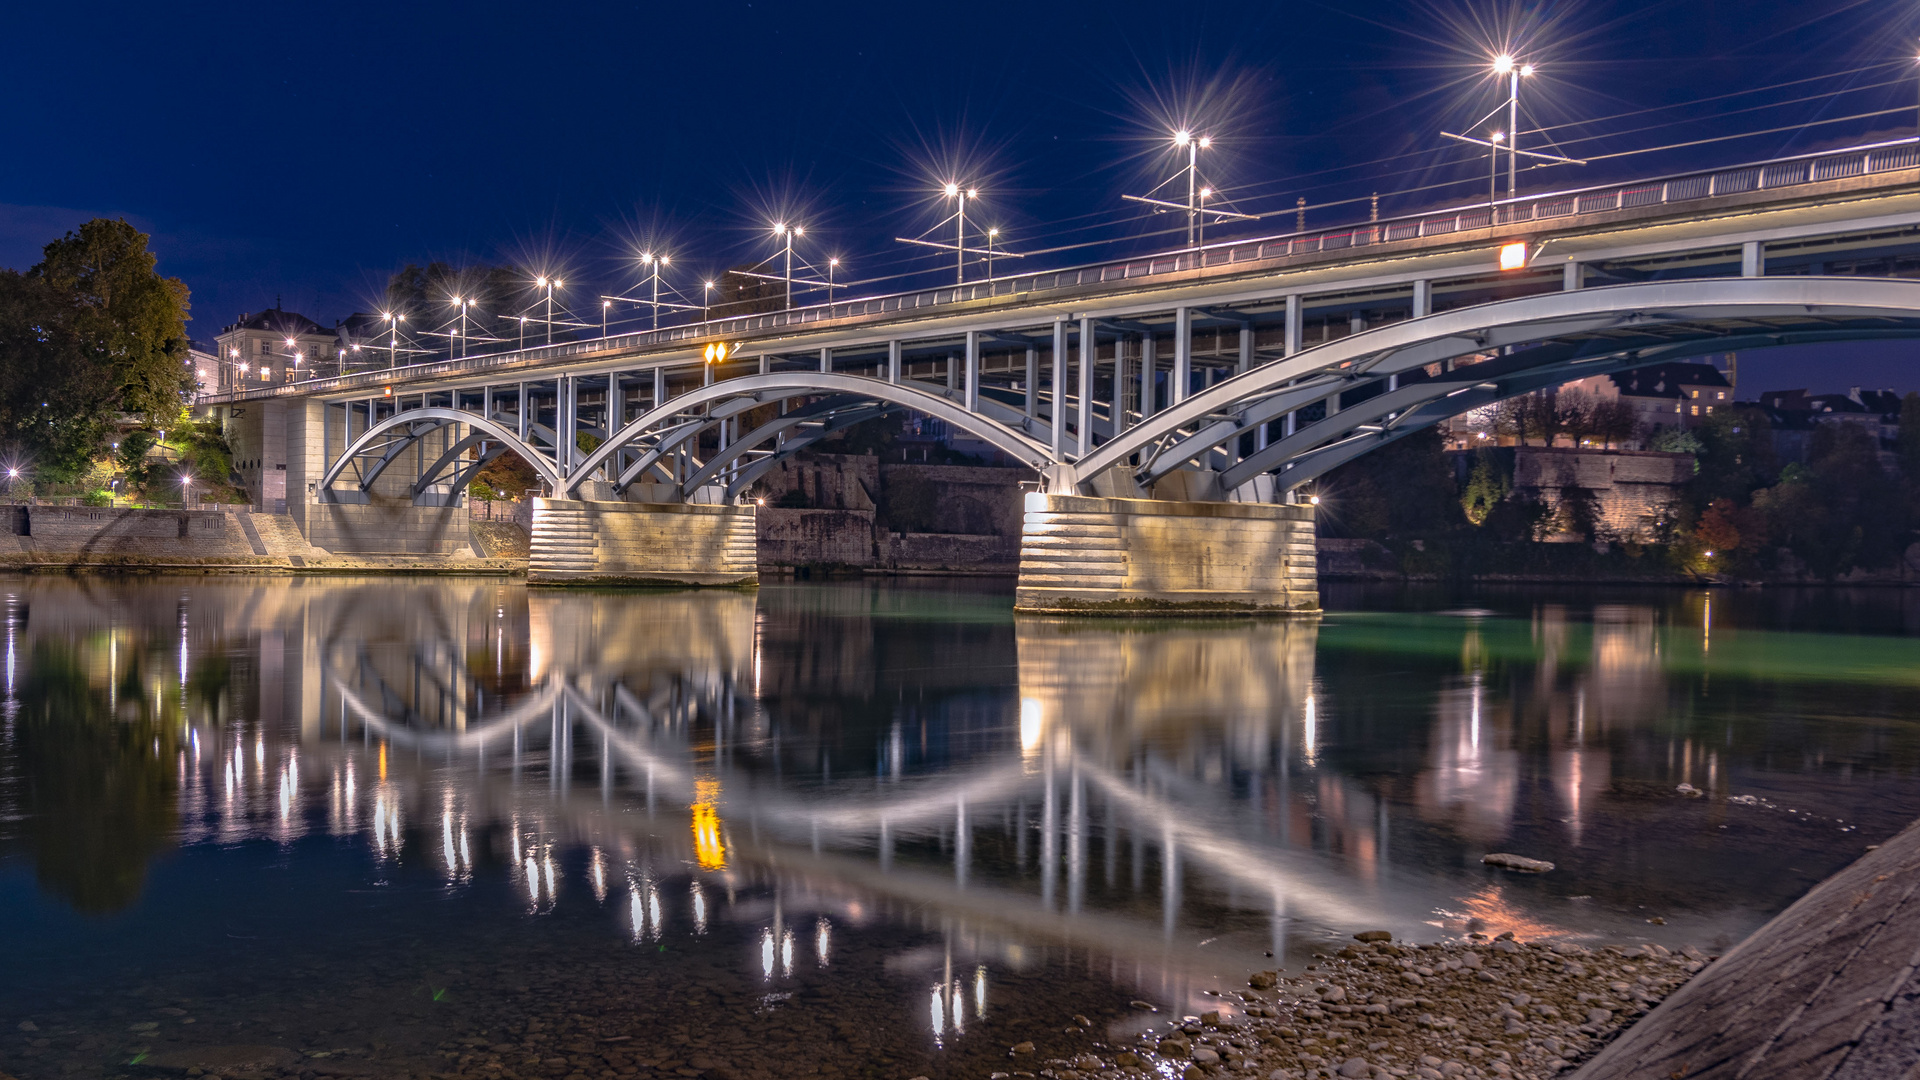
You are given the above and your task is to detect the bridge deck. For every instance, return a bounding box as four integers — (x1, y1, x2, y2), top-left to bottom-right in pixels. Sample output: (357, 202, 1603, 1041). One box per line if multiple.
(1573, 817, 1920, 1079)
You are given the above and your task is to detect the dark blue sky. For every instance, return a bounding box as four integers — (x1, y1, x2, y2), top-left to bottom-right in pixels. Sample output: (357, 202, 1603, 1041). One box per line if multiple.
(4, 0, 1918, 393)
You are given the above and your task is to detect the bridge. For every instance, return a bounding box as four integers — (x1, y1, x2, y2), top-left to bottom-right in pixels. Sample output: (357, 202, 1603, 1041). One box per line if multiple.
(200, 139, 1920, 610)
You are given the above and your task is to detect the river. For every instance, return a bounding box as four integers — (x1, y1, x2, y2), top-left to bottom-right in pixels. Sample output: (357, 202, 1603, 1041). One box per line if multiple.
(0, 577, 1915, 1079)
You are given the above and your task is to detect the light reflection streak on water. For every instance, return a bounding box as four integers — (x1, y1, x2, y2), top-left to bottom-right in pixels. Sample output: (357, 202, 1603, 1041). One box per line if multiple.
(974, 966, 987, 1018)
(691, 882, 707, 934)
(814, 917, 830, 966)
(759, 928, 775, 979)
(590, 849, 608, 902)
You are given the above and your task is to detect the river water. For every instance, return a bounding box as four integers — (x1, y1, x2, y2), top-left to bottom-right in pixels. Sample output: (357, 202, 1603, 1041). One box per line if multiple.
(0, 577, 1915, 1080)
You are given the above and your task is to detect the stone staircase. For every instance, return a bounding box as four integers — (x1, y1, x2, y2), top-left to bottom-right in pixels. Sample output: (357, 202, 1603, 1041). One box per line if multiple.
(529, 502, 594, 577)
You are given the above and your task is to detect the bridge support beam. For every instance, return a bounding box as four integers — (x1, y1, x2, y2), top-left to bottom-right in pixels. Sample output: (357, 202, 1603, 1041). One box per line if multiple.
(1014, 493, 1317, 615)
(527, 498, 757, 587)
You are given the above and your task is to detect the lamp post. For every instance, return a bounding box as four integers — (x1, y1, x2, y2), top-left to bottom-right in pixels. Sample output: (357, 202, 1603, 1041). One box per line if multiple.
(535, 277, 562, 345)
(773, 224, 803, 309)
(828, 258, 839, 298)
(985, 229, 998, 280)
(1492, 55, 1535, 203)
(227, 347, 241, 391)
(1173, 130, 1214, 248)
(1489, 130, 1504, 209)
(639, 255, 669, 330)
(943, 183, 979, 284)
(451, 296, 473, 358)
(383, 311, 403, 368)
(703, 280, 715, 322)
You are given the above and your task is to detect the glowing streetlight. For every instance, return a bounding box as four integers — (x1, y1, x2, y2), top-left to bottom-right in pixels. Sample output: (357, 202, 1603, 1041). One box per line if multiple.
(942, 183, 981, 284)
(773, 223, 804, 310)
(534, 277, 563, 345)
(1493, 55, 1537, 201)
(640, 254, 670, 330)
(828, 257, 840, 297)
(383, 311, 404, 368)
(703, 280, 716, 322)
(602, 298, 611, 337)
(1488, 130, 1505, 208)
(1176, 129, 1215, 247)
(450, 295, 474, 359)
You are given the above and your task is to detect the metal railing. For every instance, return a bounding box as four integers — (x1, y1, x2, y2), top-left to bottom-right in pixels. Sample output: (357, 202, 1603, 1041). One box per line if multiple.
(201, 137, 1920, 406)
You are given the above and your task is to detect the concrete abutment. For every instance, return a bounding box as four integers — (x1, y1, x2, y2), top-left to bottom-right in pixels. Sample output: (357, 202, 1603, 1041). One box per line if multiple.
(1014, 493, 1318, 615)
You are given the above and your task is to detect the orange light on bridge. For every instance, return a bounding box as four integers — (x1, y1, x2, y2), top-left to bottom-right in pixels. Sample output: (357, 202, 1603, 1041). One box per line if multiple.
(1498, 241, 1528, 271)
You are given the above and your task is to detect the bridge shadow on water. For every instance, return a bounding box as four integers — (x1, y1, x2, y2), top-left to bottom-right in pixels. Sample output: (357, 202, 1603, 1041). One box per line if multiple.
(0, 576, 1917, 1079)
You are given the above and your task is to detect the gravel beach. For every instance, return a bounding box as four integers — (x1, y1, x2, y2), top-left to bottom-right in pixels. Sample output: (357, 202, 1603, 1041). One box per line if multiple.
(1016, 933, 1710, 1080)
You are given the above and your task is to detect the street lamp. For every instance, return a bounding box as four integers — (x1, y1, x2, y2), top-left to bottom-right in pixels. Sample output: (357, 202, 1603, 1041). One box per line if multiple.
(703, 280, 716, 322)
(942, 183, 979, 284)
(602, 298, 611, 337)
(534, 277, 562, 345)
(985, 229, 999, 280)
(1492, 54, 1536, 202)
(1488, 130, 1504, 208)
(451, 295, 473, 358)
(1173, 130, 1214, 248)
(773, 223, 804, 309)
(640, 254, 670, 330)
(828, 257, 840, 298)
(383, 311, 404, 368)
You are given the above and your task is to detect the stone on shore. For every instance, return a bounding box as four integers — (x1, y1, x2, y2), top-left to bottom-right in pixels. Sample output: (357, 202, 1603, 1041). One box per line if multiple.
(1482, 853, 1556, 873)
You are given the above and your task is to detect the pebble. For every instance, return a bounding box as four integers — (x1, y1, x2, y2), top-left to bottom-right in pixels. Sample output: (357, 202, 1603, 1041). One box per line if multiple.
(1074, 935, 1713, 1080)
(1482, 853, 1556, 873)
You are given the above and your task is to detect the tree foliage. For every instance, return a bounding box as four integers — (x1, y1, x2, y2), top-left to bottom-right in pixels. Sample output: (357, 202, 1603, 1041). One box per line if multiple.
(0, 220, 191, 480)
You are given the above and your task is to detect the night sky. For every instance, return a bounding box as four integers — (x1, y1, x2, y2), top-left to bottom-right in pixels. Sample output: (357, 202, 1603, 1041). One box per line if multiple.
(5, 0, 1919, 394)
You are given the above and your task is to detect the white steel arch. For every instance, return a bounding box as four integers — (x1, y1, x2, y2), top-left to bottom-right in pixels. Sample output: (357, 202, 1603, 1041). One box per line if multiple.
(1072, 277, 1920, 494)
(318, 407, 565, 501)
(561, 372, 1056, 499)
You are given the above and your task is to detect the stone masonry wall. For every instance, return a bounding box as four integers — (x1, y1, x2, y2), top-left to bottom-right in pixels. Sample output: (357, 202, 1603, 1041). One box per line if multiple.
(1016, 493, 1318, 613)
(305, 502, 472, 556)
(1512, 447, 1693, 539)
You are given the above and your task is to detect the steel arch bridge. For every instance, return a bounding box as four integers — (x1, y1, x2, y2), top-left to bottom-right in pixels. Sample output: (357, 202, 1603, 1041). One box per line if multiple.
(317, 277, 1920, 506)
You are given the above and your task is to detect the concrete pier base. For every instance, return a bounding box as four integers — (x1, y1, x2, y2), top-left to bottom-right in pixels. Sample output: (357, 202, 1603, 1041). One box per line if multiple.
(1013, 493, 1317, 615)
(527, 498, 757, 587)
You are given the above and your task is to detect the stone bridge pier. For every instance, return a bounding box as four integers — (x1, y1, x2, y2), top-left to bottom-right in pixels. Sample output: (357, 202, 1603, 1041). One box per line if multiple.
(1014, 493, 1318, 614)
(526, 496, 757, 586)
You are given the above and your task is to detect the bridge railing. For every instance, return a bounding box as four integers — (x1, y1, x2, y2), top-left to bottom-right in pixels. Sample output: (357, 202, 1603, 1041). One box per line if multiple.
(201, 138, 1920, 407)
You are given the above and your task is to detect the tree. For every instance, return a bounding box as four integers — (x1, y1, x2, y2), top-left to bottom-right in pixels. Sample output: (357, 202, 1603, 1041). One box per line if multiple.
(0, 220, 191, 481)
(1314, 428, 1461, 540)
(32, 220, 191, 426)
(1460, 449, 1509, 525)
(1899, 392, 1920, 480)
(0, 270, 115, 478)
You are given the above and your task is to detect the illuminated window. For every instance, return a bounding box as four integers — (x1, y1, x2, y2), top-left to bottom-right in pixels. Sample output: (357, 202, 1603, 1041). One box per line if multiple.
(1706, 406, 1714, 414)
(1716, 391, 1725, 400)
(1691, 389, 1700, 398)
(1690, 405, 1699, 416)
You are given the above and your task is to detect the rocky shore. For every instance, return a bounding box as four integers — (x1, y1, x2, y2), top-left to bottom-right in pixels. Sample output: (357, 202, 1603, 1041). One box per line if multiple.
(1014, 933, 1710, 1080)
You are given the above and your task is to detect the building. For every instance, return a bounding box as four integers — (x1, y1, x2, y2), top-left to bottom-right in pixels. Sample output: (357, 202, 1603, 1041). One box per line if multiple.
(1754, 386, 1905, 465)
(214, 308, 341, 390)
(1561, 359, 1736, 433)
(1451, 356, 1736, 449)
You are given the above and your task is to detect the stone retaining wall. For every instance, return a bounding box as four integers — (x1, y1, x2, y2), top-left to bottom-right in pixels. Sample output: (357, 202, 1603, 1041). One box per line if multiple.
(305, 502, 473, 556)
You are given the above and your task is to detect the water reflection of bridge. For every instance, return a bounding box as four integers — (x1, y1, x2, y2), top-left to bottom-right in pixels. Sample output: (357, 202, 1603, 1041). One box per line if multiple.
(16, 577, 1847, 1020)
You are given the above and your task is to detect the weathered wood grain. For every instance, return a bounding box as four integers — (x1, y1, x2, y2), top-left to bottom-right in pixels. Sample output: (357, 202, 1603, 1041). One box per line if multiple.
(1574, 820, 1920, 1079)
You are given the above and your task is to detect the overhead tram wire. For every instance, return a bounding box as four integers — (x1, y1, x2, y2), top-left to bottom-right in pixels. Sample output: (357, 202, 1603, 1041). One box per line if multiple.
(351, 64, 1920, 367)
